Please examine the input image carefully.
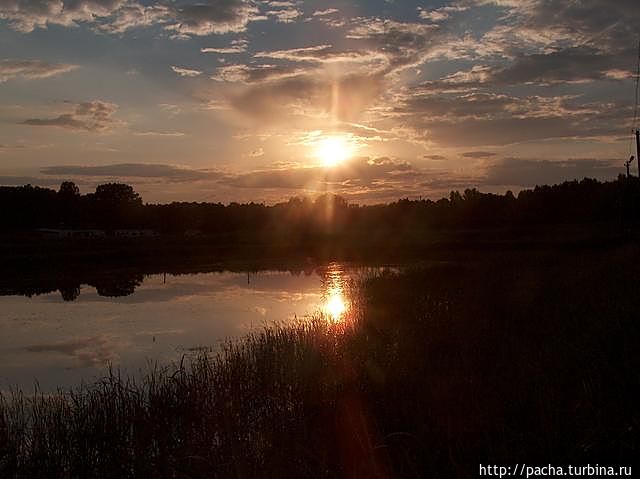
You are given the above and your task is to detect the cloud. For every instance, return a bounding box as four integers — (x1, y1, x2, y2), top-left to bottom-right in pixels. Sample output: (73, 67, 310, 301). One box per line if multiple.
(0, 0, 125, 32)
(158, 103, 181, 116)
(263, 1, 301, 24)
(25, 335, 118, 367)
(255, 44, 331, 60)
(229, 71, 385, 122)
(41, 163, 222, 182)
(0, 0, 261, 37)
(0, 59, 78, 82)
(461, 0, 640, 79)
(164, 0, 259, 36)
(253, 44, 386, 65)
(198, 17, 450, 125)
(390, 87, 631, 146)
(490, 46, 622, 85)
(346, 18, 440, 72)
(477, 0, 639, 52)
(101, 3, 169, 33)
(483, 158, 622, 187)
(0, 143, 26, 151)
(312, 8, 338, 17)
(417, 6, 467, 22)
(211, 63, 308, 83)
(21, 100, 120, 133)
(222, 156, 414, 190)
(408, 116, 623, 147)
(0, 175, 64, 186)
(424, 154, 447, 161)
(201, 39, 248, 54)
(170, 65, 203, 77)
(462, 151, 496, 159)
(131, 130, 186, 137)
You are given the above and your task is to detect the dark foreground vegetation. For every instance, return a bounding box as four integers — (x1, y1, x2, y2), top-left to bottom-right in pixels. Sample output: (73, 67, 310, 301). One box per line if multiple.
(3, 176, 640, 272)
(1, 244, 638, 478)
(3, 176, 640, 237)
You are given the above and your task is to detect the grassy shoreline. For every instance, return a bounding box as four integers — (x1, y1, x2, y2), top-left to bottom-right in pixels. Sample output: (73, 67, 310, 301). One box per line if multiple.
(1, 246, 639, 478)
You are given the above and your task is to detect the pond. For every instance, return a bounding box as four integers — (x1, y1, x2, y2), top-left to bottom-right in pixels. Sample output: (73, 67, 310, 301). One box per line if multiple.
(0, 263, 394, 392)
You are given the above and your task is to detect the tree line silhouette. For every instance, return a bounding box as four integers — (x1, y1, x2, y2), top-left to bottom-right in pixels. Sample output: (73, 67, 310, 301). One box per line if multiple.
(0, 271, 143, 301)
(1, 176, 640, 239)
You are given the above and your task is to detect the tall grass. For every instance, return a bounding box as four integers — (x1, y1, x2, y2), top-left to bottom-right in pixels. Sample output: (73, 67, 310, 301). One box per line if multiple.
(1, 246, 639, 478)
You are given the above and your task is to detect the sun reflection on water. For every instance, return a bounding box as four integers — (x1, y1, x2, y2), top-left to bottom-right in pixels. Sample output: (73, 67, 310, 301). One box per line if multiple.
(321, 263, 349, 321)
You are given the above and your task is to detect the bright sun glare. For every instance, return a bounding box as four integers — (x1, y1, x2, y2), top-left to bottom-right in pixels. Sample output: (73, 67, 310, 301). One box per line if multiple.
(325, 291, 347, 319)
(315, 136, 353, 167)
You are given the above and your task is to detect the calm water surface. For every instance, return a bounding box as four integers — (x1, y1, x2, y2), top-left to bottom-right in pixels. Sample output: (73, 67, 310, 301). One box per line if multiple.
(0, 263, 392, 392)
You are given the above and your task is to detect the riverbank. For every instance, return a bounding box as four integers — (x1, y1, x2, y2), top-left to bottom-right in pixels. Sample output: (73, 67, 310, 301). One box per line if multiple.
(1, 244, 638, 477)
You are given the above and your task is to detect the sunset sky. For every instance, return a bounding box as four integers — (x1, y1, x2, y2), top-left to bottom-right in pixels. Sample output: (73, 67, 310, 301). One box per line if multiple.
(1, 0, 638, 204)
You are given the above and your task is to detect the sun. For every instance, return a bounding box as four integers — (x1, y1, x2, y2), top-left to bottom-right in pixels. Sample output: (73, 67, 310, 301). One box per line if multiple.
(315, 136, 353, 167)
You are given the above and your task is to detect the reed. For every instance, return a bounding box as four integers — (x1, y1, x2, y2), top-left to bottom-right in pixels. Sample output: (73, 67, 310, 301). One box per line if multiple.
(1, 246, 638, 478)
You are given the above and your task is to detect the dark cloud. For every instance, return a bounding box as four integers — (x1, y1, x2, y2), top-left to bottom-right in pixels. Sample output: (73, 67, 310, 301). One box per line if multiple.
(463, 0, 639, 80)
(421, 46, 630, 90)
(229, 72, 385, 122)
(0, 143, 26, 151)
(41, 163, 221, 182)
(393, 88, 631, 146)
(0, 59, 78, 82)
(222, 156, 414, 190)
(400, 92, 518, 119)
(491, 46, 621, 85)
(21, 100, 119, 133)
(0, 0, 261, 36)
(483, 157, 622, 187)
(130, 130, 185, 137)
(165, 0, 259, 36)
(0, 0, 124, 32)
(420, 174, 481, 191)
(419, 116, 621, 147)
(347, 18, 441, 72)
(496, 0, 639, 53)
(462, 151, 496, 159)
(0, 176, 64, 186)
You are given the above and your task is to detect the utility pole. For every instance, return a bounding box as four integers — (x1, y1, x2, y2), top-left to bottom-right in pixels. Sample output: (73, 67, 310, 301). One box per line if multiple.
(636, 129, 640, 177)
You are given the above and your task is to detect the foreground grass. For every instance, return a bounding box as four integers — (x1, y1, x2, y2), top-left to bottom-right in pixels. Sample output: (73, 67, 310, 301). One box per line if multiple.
(1, 245, 639, 478)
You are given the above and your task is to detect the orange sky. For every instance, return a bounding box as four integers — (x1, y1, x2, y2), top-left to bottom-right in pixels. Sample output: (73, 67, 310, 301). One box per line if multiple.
(1, 0, 638, 203)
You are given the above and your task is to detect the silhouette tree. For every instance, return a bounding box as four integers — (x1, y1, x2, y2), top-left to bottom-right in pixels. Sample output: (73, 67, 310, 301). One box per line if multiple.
(3, 176, 640, 238)
(92, 273, 143, 297)
(90, 183, 143, 229)
(60, 285, 81, 302)
(94, 183, 142, 207)
(58, 181, 80, 198)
